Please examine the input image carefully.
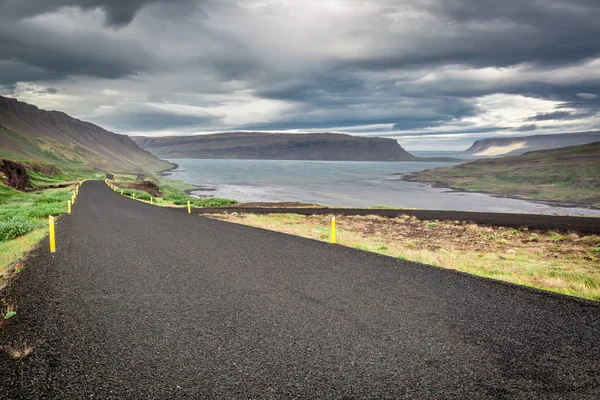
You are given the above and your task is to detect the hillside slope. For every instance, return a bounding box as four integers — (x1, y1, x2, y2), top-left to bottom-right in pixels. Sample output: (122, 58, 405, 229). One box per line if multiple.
(463, 131, 600, 156)
(0, 96, 173, 175)
(407, 142, 600, 207)
(134, 132, 418, 161)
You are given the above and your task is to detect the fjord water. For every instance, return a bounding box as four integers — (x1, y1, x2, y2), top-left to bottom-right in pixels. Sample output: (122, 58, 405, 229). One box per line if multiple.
(167, 158, 600, 216)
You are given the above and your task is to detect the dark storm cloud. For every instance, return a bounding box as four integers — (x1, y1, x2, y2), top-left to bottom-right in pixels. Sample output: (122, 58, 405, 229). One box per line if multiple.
(515, 124, 538, 132)
(359, 0, 600, 70)
(0, 17, 156, 85)
(0, 0, 599, 135)
(0, 0, 193, 26)
(92, 109, 216, 131)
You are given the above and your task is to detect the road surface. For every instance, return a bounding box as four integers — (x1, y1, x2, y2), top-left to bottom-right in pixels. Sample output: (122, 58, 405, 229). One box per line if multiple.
(1, 180, 599, 399)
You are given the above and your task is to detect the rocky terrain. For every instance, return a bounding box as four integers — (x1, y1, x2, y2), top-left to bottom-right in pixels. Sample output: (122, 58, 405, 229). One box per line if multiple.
(134, 132, 420, 161)
(0, 96, 173, 175)
(463, 131, 600, 156)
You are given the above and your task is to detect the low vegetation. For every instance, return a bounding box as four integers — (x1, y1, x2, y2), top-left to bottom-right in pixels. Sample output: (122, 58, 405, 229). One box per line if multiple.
(0, 181, 79, 281)
(406, 142, 600, 208)
(207, 213, 600, 300)
(3, 342, 35, 360)
(109, 178, 237, 208)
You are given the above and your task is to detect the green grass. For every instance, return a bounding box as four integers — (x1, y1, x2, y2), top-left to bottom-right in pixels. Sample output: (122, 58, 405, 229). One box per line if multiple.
(0, 184, 27, 204)
(113, 180, 237, 209)
(0, 182, 78, 275)
(157, 177, 197, 192)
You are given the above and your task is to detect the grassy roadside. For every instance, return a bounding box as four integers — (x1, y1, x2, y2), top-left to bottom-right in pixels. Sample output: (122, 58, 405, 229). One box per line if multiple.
(207, 213, 600, 300)
(107, 176, 237, 208)
(0, 181, 83, 288)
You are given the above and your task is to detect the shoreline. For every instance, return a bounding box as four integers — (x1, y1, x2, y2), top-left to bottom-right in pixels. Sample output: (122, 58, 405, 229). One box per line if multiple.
(158, 163, 180, 176)
(158, 162, 204, 196)
(158, 160, 599, 215)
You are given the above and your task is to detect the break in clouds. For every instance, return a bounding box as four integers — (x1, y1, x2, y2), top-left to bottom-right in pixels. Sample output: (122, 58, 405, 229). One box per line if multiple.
(1, 0, 600, 149)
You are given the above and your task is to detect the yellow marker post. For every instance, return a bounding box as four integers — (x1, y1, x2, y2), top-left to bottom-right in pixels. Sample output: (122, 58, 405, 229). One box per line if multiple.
(187, 201, 191, 214)
(49, 216, 56, 253)
(121, 190, 123, 195)
(132, 193, 135, 199)
(67, 200, 71, 214)
(331, 216, 337, 244)
(150, 197, 153, 205)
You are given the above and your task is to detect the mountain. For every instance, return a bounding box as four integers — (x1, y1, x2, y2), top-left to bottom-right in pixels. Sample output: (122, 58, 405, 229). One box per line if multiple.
(463, 131, 600, 156)
(133, 132, 419, 161)
(406, 142, 600, 207)
(0, 95, 173, 175)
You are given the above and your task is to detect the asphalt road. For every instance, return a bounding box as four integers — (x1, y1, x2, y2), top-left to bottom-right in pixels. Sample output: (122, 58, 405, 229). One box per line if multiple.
(1, 180, 599, 399)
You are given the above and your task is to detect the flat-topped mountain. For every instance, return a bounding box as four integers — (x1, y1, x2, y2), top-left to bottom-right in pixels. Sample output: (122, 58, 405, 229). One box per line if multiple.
(133, 132, 419, 161)
(463, 131, 600, 156)
(0, 95, 173, 175)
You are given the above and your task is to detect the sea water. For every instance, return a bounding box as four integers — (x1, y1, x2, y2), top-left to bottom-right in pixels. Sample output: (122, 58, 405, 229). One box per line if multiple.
(165, 158, 600, 216)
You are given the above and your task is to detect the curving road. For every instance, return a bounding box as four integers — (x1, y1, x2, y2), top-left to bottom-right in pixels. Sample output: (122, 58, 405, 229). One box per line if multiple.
(0, 180, 599, 399)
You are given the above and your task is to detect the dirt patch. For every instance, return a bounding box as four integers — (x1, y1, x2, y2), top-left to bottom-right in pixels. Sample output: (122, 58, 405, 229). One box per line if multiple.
(0, 160, 30, 190)
(115, 180, 162, 197)
(0, 159, 64, 191)
(329, 215, 598, 257)
(26, 162, 61, 176)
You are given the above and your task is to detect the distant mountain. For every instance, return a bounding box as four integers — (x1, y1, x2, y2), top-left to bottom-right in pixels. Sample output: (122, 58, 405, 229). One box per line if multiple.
(407, 142, 600, 207)
(133, 132, 420, 161)
(463, 132, 600, 156)
(0, 95, 173, 175)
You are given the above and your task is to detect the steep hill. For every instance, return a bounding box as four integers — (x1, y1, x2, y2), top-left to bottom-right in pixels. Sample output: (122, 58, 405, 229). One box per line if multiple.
(0, 96, 173, 175)
(463, 131, 600, 156)
(406, 142, 600, 207)
(133, 132, 419, 161)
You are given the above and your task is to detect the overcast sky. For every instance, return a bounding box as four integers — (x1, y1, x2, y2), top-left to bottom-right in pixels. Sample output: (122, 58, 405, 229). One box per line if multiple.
(1, 0, 599, 150)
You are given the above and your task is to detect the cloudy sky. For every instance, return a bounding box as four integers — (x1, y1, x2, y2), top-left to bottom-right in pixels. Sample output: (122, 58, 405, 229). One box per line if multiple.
(1, 0, 599, 150)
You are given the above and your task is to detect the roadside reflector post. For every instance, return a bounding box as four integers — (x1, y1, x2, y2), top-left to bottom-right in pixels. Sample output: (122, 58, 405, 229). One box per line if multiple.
(150, 197, 153, 204)
(49, 216, 56, 253)
(187, 201, 191, 214)
(331, 216, 337, 244)
(132, 193, 135, 199)
(68, 200, 71, 214)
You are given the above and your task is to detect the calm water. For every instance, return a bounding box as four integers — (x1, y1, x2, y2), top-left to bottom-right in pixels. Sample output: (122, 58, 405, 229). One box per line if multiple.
(166, 158, 600, 216)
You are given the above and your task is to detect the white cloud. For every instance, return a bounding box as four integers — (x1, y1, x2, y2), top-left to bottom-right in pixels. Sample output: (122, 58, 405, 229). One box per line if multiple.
(576, 92, 599, 100)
